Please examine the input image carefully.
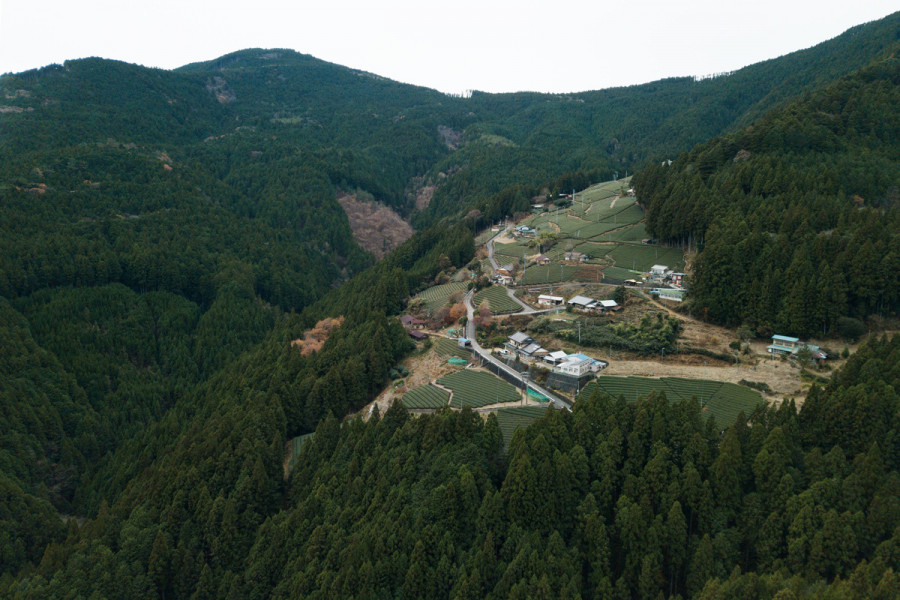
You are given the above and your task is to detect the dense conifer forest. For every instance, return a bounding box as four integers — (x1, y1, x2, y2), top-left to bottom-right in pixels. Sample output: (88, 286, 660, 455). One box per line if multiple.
(0, 10, 898, 599)
(634, 53, 900, 336)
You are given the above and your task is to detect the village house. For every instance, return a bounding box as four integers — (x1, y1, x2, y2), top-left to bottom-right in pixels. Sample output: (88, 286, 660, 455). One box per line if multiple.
(400, 315, 427, 330)
(532, 254, 551, 265)
(543, 351, 607, 376)
(649, 264, 670, 281)
(767, 335, 827, 362)
(408, 330, 428, 341)
(670, 272, 686, 287)
(502, 332, 548, 363)
(564, 251, 588, 262)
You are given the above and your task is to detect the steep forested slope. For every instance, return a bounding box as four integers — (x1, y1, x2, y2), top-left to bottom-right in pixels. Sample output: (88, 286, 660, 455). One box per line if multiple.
(1, 11, 899, 594)
(5, 333, 897, 598)
(634, 52, 900, 335)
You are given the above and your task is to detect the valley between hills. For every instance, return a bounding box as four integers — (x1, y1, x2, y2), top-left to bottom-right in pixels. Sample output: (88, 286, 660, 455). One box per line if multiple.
(1, 11, 899, 600)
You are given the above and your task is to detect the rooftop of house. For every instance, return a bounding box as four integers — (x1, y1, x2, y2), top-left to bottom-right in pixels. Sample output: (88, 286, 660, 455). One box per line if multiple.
(568, 294, 595, 306)
(509, 331, 532, 345)
(772, 334, 800, 343)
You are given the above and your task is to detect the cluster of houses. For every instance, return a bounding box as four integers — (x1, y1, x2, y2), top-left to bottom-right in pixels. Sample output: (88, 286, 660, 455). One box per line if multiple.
(502, 331, 607, 376)
(564, 251, 588, 263)
(491, 264, 514, 285)
(535, 293, 621, 313)
(566, 295, 621, 313)
(767, 335, 827, 363)
(649, 264, 686, 288)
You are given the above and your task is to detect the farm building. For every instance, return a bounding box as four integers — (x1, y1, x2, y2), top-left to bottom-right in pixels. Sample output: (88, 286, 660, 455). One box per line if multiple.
(564, 251, 588, 262)
(538, 294, 564, 306)
(533, 254, 551, 265)
(496, 264, 514, 276)
(543, 350, 569, 365)
(400, 315, 426, 330)
(457, 337, 472, 349)
(567, 295, 597, 310)
(408, 330, 428, 341)
(653, 288, 684, 302)
(597, 299, 621, 312)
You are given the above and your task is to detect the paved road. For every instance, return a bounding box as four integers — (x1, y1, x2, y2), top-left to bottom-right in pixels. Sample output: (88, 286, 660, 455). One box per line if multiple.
(464, 290, 571, 410)
(485, 232, 501, 270)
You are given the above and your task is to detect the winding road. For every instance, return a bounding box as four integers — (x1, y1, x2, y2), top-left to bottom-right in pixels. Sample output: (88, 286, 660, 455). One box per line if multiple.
(464, 290, 571, 410)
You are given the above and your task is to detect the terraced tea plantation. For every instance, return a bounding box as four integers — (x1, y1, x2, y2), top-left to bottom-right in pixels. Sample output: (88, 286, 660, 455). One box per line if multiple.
(489, 177, 685, 287)
(414, 282, 468, 312)
(583, 376, 763, 427)
(473, 285, 522, 313)
(402, 384, 451, 409)
(434, 337, 471, 359)
(437, 369, 520, 409)
(519, 265, 582, 285)
(493, 405, 549, 445)
(608, 244, 685, 273)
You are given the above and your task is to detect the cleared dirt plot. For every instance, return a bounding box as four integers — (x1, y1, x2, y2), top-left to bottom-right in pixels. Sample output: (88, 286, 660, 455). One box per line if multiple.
(402, 384, 451, 409)
(414, 281, 468, 312)
(473, 286, 522, 313)
(493, 405, 550, 445)
(583, 375, 762, 427)
(438, 369, 520, 409)
(608, 244, 685, 272)
(520, 264, 582, 285)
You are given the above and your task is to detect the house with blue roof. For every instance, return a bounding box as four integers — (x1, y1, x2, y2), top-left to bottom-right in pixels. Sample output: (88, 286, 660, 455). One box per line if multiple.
(767, 335, 827, 362)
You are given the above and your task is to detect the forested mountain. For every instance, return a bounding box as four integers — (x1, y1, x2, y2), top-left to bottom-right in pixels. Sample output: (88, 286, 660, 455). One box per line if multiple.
(1, 10, 899, 598)
(633, 50, 900, 336)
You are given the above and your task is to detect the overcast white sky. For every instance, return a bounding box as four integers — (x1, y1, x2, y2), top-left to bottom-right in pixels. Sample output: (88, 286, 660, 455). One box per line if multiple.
(0, 1, 896, 94)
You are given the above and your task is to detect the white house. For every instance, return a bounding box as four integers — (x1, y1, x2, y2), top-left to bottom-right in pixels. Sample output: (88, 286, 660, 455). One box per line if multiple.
(552, 353, 604, 376)
(650, 265, 669, 279)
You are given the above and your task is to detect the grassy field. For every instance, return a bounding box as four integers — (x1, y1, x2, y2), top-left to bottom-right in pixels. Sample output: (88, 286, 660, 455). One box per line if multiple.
(437, 370, 520, 409)
(414, 282, 468, 312)
(473, 285, 522, 314)
(493, 405, 550, 445)
(582, 376, 763, 427)
(402, 384, 451, 409)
